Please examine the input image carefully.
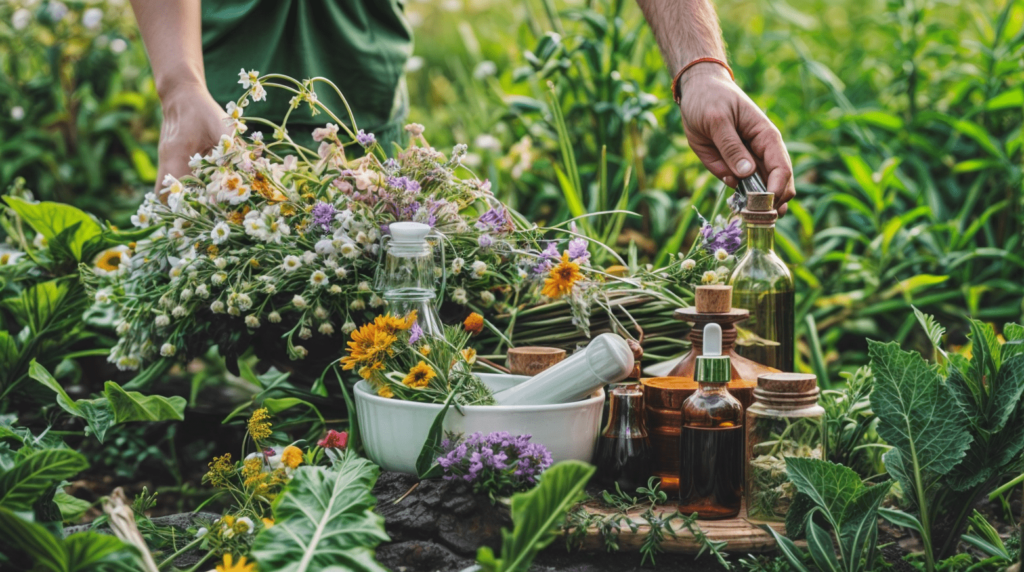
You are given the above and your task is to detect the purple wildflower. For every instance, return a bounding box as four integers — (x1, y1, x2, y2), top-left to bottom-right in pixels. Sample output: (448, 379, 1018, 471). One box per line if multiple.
(311, 201, 337, 233)
(356, 130, 376, 147)
(532, 242, 561, 275)
(702, 218, 742, 254)
(568, 237, 590, 265)
(478, 234, 494, 248)
(475, 207, 510, 234)
(436, 432, 553, 494)
(409, 322, 423, 344)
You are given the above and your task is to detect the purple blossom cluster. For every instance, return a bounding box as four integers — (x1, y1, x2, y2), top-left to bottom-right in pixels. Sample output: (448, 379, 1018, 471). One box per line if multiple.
(388, 176, 422, 194)
(310, 201, 337, 233)
(356, 129, 376, 147)
(437, 432, 553, 494)
(532, 242, 561, 275)
(475, 207, 510, 234)
(702, 218, 742, 254)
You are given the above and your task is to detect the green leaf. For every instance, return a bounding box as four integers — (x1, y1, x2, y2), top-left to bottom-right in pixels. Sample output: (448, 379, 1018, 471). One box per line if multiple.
(1003, 324, 1024, 361)
(879, 508, 925, 536)
(2, 197, 102, 261)
(968, 319, 1001, 383)
(1, 279, 83, 336)
(868, 341, 973, 481)
(804, 512, 843, 572)
(479, 461, 595, 572)
(103, 382, 185, 423)
(0, 449, 88, 511)
(0, 506, 67, 571)
(758, 524, 813, 572)
(54, 489, 92, 522)
(0, 507, 140, 572)
(912, 306, 946, 358)
(250, 454, 389, 572)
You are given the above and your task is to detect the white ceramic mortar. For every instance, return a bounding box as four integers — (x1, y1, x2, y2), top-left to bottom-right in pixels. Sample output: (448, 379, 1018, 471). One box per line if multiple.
(354, 374, 604, 474)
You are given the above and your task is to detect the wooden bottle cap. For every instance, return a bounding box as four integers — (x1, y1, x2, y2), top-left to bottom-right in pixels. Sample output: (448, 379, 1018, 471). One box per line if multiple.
(694, 285, 732, 313)
(746, 192, 775, 212)
(506, 346, 566, 376)
(757, 372, 817, 393)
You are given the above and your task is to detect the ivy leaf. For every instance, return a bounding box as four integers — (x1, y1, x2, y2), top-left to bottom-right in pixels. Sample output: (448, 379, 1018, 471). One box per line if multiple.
(250, 453, 389, 572)
(868, 341, 973, 487)
(103, 382, 185, 423)
(0, 449, 88, 511)
(478, 460, 595, 572)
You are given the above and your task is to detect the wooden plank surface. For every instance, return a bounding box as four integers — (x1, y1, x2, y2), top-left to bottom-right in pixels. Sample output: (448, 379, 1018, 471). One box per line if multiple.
(571, 499, 799, 554)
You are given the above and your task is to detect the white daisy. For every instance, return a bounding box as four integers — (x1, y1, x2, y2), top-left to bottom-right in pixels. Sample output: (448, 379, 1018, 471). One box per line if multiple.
(281, 255, 302, 272)
(310, 270, 329, 288)
(210, 222, 231, 245)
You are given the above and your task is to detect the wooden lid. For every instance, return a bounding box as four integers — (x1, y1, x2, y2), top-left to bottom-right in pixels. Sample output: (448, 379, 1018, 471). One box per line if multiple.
(757, 372, 817, 393)
(746, 192, 775, 212)
(674, 307, 748, 324)
(506, 346, 566, 376)
(695, 285, 732, 313)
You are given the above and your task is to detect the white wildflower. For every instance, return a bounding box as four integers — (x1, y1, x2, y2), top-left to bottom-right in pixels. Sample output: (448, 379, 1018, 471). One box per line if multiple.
(299, 327, 312, 340)
(714, 249, 730, 262)
(471, 260, 487, 278)
(328, 284, 342, 294)
(210, 222, 231, 245)
(452, 288, 468, 305)
(480, 291, 495, 305)
(451, 258, 464, 274)
(342, 320, 356, 335)
(171, 306, 187, 319)
(211, 300, 226, 313)
(160, 343, 176, 357)
(314, 306, 328, 320)
(94, 288, 112, 304)
(245, 315, 260, 329)
(318, 322, 335, 335)
(369, 294, 384, 307)
(350, 298, 365, 310)
(196, 284, 210, 298)
(154, 315, 170, 328)
(701, 271, 719, 285)
(681, 259, 696, 271)
(357, 281, 370, 292)
(281, 255, 302, 272)
(268, 311, 282, 323)
(211, 271, 227, 285)
(292, 295, 307, 309)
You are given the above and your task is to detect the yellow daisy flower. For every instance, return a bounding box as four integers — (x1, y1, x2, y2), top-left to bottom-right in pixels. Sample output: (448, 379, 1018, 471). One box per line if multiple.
(377, 384, 394, 398)
(216, 553, 256, 572)
(281, 445, 303, 469)
(402, 361, 436, 389)
(541, 252, 583, 299)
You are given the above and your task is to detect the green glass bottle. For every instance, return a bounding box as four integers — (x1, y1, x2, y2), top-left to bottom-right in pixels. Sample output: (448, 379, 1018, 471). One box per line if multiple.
(729, 178, 795, 372)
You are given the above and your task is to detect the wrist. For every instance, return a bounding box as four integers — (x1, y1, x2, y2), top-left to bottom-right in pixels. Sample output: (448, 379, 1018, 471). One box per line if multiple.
(675, 64, 733, 107)
(156, 71, 208, 106)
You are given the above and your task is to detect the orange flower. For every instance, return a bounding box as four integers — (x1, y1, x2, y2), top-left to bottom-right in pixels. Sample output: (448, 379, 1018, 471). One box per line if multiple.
(340, 322, 397, 372)
(402, 361, 436, 389)
(542, 252, 583, 299)
(374, 310, 418, 335)
(463, 312, 484, 335)
(216, 553, 256, 572)
(377, 384, 394, 398)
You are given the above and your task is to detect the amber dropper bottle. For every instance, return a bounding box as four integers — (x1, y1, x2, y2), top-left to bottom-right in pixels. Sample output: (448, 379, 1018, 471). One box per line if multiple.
(678, 323, 745, 519)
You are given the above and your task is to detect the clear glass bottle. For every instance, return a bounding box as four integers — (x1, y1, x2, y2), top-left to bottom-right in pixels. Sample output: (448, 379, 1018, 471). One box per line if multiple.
(678, 323, 744, 520)
(729, 177, 795, 372)
(594, 384, 653, 492)
(745, 373, 825, 522)
(377, 222, 443, 336)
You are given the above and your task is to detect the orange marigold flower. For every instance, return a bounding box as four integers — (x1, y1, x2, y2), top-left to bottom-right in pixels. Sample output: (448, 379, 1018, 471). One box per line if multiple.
(542, 252, 583, 299)
(463, 312, 484, 335)
(281, 445, 303, 469)
(402, 361, 436, 389)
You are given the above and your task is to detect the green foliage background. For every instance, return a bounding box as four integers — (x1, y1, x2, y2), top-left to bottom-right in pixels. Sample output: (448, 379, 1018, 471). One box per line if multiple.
(2, 0, 1022, 378)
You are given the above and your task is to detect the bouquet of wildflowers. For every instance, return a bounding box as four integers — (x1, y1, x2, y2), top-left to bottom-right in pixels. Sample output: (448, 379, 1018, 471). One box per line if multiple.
(341, 309, 494, 405)
(436, 431, 553, 501)
(662, 213, 743, 287)
(82, 71, 672, 375)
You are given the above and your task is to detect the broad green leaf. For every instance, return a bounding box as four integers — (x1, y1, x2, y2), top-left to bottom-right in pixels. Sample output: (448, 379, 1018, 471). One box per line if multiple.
(1, 279, 82, 336)
(879, 508, 925, 536)
(64, 532, 141, 571)
(1002, 324, 1024, 361)
(842, 155, 881, 213)
(0, 507, 67, 571)
(805, 513, 843, 572)
(784, 458, 892, 539)
(103, 382, 185, 423)
(968, 319, 1001, 383)
(868, 341, 973, 482)
(250, 454, 389, 572)
(479, 461, 595, 572)
(3, 197, 102, 261)
(54, 489, 92, 522)
(0, 449, 88, 511)
(30, 361, 117, 442)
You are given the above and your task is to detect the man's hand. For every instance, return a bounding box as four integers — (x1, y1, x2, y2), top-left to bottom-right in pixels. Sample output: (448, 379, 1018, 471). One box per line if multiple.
(154, 85, 231, 192)
(678, 65, 795, 215)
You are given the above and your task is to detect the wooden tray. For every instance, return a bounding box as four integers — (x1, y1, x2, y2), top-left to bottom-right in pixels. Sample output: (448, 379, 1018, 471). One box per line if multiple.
(570, 499, 798, 554)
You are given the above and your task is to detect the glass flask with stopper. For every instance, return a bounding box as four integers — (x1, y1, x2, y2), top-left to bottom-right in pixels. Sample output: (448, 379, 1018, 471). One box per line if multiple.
(594, 384, 653, 492)
(729, 175, 795, 372)
(376, 222, 443, 336)
(678, 323, 744, 520)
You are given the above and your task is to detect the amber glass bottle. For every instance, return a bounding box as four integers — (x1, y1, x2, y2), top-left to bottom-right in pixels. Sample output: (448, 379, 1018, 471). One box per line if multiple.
(679, 323, 744, 519)
(729, 179, 795, 372)
(594, 384, 653, 492)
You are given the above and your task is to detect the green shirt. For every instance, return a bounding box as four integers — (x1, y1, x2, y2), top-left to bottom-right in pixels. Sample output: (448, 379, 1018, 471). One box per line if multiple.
(201, 0, 412, 148)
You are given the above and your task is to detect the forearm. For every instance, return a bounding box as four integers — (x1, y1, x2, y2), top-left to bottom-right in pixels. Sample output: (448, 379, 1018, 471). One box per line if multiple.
(636, 0, 726, 73)
(128, 0, 206, 99)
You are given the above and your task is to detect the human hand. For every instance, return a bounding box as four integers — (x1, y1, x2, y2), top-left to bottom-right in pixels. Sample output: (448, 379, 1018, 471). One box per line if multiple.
(154, 84, 232, 193)
(677, 65, 796, 215)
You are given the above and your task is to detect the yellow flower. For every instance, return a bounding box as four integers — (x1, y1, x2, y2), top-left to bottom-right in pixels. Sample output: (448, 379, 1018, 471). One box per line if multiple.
(241, 457, 264, 489)
(261, 517, 274, 528)
(373, 310, 418, 335)
(248, 408, 273, 441)
(281, 445, 303, 469)
(402, 361, 436, 389)
(419, 345, 432, 356)
(204, 454, 234, 488)
(357, 361, 384, 380)
(93, 246, 128, 273)
(341, 322, 397, 372)
(542, 252, 583, 299)
(377, 384, 394, 398)
(207, 244, 220, 257)
(216, 553, 257, 572)
(463, 312, 484, 335)
(461, 348, 477, 366)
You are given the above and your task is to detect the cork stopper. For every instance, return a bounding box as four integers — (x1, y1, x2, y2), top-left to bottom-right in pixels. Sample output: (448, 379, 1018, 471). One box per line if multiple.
(757, 372, 817, 393)
(507, 346, 566, 376)
(742, 191, 778, 224)
(694, 285, 732, 313)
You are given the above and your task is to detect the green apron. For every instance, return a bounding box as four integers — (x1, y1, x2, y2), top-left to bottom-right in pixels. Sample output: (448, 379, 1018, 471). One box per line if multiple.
(201, 0, 412, 149)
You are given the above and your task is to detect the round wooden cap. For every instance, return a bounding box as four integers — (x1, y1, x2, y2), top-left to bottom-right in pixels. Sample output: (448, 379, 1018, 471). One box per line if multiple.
(757, 372, 817, 393)
(695, 285, 732, 313)
(507, 346, 566, 376)
(746, 192, 775, 212)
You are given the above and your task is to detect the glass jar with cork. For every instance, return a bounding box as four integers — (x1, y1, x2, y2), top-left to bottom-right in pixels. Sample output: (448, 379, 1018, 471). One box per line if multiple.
(745, 372, 825, 522)
(730, 177, 795, 372)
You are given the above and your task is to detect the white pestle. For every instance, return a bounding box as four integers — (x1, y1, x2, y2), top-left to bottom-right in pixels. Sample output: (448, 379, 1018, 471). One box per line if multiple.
(492, 333, 635, 406)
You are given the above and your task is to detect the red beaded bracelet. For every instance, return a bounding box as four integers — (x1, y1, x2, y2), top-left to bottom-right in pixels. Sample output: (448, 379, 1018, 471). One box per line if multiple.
(671, 57, 735, 105)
